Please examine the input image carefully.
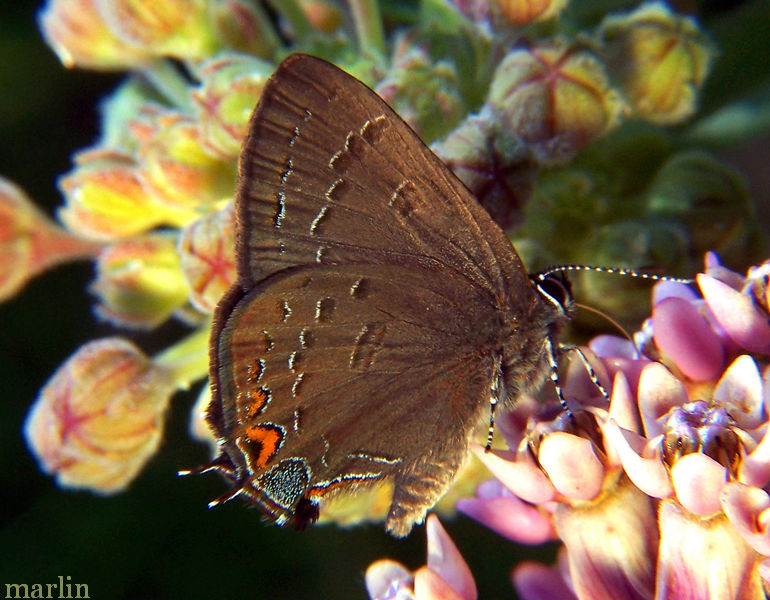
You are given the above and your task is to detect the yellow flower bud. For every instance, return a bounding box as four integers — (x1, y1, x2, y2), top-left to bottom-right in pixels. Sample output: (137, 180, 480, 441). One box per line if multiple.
(178, 203, 236, 313)
(492, 0, 568, 26)
(24, 338, 175, 493)
(133, 109, 236, 211)
(58, 148, 192, 240)
(599, 2, 715, 125)
(488, 38, 623, 165)
(191, 54, 273, 160)
(91, 234, 190, 328)
(38, 0, 150, 70)
(95, 0, 220, 61)
(0, 177, 100, 301)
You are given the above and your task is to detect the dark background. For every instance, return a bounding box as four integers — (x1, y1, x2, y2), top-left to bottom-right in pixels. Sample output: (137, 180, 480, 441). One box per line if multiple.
(1, 1, 768, 599)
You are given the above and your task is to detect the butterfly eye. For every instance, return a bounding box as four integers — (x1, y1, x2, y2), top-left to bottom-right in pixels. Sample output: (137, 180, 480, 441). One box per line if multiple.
(533, 273, 574, 315)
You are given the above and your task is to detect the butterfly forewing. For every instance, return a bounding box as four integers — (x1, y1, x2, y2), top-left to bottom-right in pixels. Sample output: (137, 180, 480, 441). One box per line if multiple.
(235, 54, 532, 299)
(207, 54, 556, 536)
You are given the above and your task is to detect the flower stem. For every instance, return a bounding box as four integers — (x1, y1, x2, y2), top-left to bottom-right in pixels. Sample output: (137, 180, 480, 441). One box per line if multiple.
(141, 59, 194, 112)
(265, 0, 312, 41)
(154, 326, 211, 389)
(349, 0, 386, 58)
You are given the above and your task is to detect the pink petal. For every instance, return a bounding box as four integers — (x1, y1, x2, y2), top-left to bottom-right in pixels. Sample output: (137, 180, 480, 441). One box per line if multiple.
(604, 372, 640, 466)
(698, 273, 770, 354)
(365, 559, 412, 599)
(538, 432, 605, 501)
(637, 362, 689, 439)
(605, 420, 673, 498)
(652, 296, 725, 381)
(589, 335, 638, 359)
(601, 357, 649, 397)
(456, 489, 556, 544)
(425, 516, 477, 600)
(740, 424, 770, 488)
(470, 443, 555, 504)
(704, 252, 746, 290)
(704, 251, 721, 269)
(652, 280, 699, 304)
(496, 395, 539, 450)
(563, 347, 611, 404)
(608, 371, 642, 433)
(414, 567, 466, 600)
(713, 355, 764, 430)
(657, 500, 766, 599)
(555, 548, 576, 596)
(474, 477, 507, 500)
(701, 302, 742, 356)
(553, 477, 658, 600)
(759, 560, 770, 588)
(670, 453, 727, 516)
(721, 482, 770, 556)
(512, 562, 576, 600)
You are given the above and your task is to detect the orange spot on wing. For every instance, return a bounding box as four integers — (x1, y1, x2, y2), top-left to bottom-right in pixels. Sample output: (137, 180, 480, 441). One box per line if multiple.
(237, 387, 270, 420)
(246, 358, 264, 383)
(245, 425, 283, 468)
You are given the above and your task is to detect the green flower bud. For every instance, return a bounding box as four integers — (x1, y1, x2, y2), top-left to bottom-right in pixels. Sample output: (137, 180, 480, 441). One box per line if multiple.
(375, 39, 466, 143)
(645, 151, 759, 267)
(432, 108, 536, 231)
(191, 53, 273, 160)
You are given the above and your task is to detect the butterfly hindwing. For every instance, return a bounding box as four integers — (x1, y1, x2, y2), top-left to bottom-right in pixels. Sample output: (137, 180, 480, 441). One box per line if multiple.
(213, 264, 499, 535)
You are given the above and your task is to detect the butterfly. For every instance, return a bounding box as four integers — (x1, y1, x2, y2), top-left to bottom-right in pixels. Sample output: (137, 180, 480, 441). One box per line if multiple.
(201, 53, 572, 537)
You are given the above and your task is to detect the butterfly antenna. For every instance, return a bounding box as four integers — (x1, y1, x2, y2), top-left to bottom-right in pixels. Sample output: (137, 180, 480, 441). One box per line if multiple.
(538, 263, 693, 285)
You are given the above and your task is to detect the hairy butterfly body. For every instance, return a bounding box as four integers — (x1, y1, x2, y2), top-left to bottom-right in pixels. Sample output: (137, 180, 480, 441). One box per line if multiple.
(204, 53, 571, 537)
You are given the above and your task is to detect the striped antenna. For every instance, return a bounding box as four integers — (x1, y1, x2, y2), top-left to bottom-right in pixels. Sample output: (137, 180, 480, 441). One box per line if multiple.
(535, 264, 693, 284)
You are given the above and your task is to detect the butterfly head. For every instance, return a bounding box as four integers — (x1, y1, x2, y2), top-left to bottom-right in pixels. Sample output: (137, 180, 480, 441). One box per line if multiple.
(530, 271, 575, 320)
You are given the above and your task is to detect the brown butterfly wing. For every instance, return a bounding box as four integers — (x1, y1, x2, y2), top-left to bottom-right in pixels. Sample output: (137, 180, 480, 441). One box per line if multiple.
(214, 264, 500, 535)
(233, 53, 533, 299)
(207, 54, 545, 536)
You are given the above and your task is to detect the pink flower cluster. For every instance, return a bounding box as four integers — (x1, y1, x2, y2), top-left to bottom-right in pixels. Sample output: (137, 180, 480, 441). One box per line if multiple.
(369, 253, 770, 600)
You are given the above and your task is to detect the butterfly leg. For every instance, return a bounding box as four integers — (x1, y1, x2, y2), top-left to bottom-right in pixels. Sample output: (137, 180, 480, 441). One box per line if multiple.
(559, 343, 611, 401)
(386, 451, 463, 537)
(484, 359, 506, 452)
(545, 336, 572, 415)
